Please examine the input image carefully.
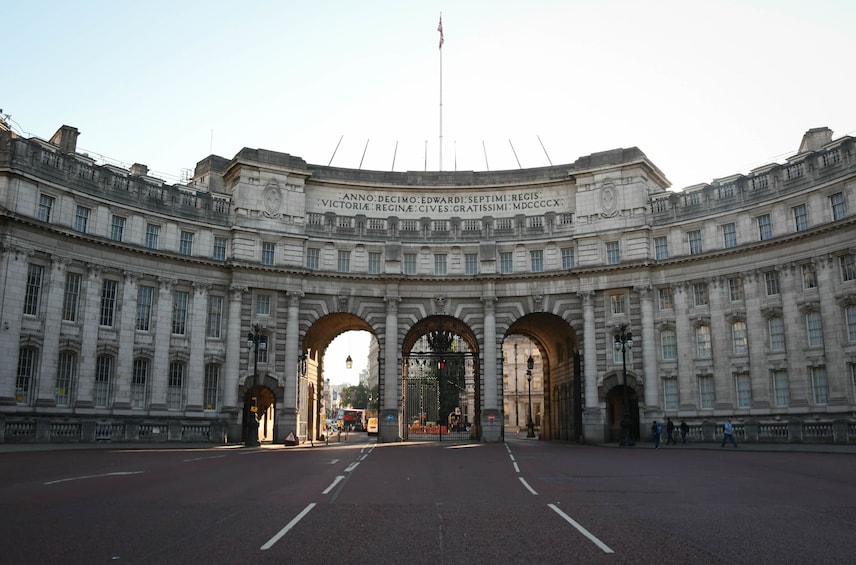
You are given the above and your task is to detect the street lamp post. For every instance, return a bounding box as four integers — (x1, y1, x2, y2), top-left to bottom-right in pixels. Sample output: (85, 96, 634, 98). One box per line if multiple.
(526, 353, 535, 438)
(246, 324, 265, 447)
(614, 323, 635, 446)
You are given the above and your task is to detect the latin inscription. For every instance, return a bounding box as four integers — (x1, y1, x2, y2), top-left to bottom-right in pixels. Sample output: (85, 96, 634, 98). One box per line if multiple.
(317, 191, 562, 214)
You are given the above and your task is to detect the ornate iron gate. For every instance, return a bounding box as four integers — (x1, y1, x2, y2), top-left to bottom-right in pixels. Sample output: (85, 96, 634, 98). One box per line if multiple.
(403, 351, 474, 441)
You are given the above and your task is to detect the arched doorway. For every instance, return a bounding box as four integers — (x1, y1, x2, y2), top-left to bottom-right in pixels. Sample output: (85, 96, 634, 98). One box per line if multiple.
(242, 386, 276, 444)
(606, 385, 639, 442)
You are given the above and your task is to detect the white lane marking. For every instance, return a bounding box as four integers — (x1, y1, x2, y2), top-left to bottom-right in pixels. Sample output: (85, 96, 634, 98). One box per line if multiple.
(323, 476, 345, 494)
(508, 454, 516, 462)
(328, 459, 340, 465)
(359, 454, 368, 461)
(513, 462, 520, 473)
(44, 471, 144, 485)
(548, 503, 615, 554)
(183, 455, 226, 462)
(344, 462, 360, 472)
(519, 477, 538, 495)
(261, 503, 316, 551)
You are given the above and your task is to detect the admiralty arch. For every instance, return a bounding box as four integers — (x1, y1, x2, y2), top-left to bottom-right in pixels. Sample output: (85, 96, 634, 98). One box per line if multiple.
(1, 120, 855, 445)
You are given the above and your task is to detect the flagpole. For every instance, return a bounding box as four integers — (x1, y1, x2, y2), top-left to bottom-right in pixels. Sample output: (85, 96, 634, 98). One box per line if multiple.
(438, 13, 443, 171)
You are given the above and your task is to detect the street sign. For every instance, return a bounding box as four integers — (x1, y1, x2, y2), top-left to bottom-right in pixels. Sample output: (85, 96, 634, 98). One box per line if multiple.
(488, 414, 495, 422)
(250, 406, 258, 413)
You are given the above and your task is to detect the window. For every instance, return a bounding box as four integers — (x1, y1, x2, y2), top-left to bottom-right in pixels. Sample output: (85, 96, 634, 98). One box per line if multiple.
(256, 335, 270, 364)
(731, 321, 748, 355)
(610, 293, 625, 315)
(530, 250, 544, 273)
(100, 279, 118, 327)
(16, 347, 38, 405)
(841, 254, 856, 282)
(38, 194, 55, 222)
(528, 216, 543, 229)
(735, 372, 752, 408)
(145, 224, 160, 249)
(658, 287, 674, 310)
(728, 277, 744, 302)
(693, 282, 708, 307)
(802, 264, 817, 289)
(368, 252, 382, 275)
(167, 362, 185, 410)
(751, 174, 769, 190)
(764, 270, 780, 296)
(74, 206, 90, 233)
(465, 253, 478, 275)
(561, 248, 575, 270)
(786, 162, 804, 180)
(434, 254, 447, 275)
(663, 378, 679, 411)
(255, 294, 271, 316)
(131, 359, 149, 409)
(368, 218, 386, 231)
(403, 253, 417, 275)
(698, 375, 715, 409)
(136, 285, 154, 331)
(811, 366, 828, 404)
(792, 204, 809, 232)
(806, 311, 823, 347)
(337, 250, 350, 273)
(401, 219, 419, 232)
(432, 220, 448, 232)
(56, 351, 76, 406)
(606, 241, 621, 264)
(757, 214, 772, 241)
(500, 252, 513, 274)
(721, 223, 737, 249)
(24, 264, 44, 316)
(110, 215, 125, 242)
(829, 192, 846, 221)
(846, 305, 856, 343)
(772, 369, 789, 406)
(62, 272, 82, 322)
(688, 230, 703, 255)
(660, 329, 677, 360)
(768, 317, 785, 351)
(496, 218, 513, 231)
(306, 248, 320, 270)
(654, 236, 669, 260)
(695, 325, 711, 358)
(206, 295, 223, 338)
(262, 242, 276, 266)
(463, 220, 480, 232)
(213, 237, 227, 261)
(822, 149, 841, 167)
(179, 231, 194, 256)
(172, 290, 189, 335)
(204, 364, 220, 410)
(94, 355, 113, 408)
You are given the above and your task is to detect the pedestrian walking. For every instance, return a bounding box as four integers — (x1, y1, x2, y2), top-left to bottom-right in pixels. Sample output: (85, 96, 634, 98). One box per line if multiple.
(651, 420, 661, 448)
(665, 418, 676, 445)
(679, 420, 689, 444)
(721, 418, 739, 448)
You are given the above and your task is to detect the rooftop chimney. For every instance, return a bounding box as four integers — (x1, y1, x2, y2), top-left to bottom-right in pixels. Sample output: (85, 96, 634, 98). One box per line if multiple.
(49, 125, 80, 154)
(798, 127, 833, 154)
(129, 163, 149, 177)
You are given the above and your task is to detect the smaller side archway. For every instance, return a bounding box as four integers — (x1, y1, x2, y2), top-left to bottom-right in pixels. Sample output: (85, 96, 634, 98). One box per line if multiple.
(600, 371, 641, 442)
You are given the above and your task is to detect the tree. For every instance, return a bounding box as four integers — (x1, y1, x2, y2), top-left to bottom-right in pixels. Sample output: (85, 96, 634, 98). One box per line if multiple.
(340, 383, 371, 409)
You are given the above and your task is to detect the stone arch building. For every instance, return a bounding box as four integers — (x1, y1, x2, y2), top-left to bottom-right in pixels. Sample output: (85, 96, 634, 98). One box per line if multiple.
(1, 119, 854, 445)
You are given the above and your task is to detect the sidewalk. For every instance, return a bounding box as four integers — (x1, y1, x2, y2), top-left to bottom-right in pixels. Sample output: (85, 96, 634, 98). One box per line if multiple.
(596, 440, 856, 454)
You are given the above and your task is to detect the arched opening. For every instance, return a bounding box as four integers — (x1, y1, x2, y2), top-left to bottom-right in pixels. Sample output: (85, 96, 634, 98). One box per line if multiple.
(241, 386, 276, 445)
(606, 385, 639, 442)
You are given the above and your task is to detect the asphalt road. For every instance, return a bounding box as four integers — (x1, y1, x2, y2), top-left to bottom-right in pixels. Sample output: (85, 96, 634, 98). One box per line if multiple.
(1, 436, 855, 564)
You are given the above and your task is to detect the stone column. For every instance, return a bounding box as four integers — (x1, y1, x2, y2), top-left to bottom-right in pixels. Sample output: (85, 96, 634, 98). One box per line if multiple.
(281, 291, 303, 437)
(635, 285, 658, 412)
(115, 271, 139, 408)
(76, 264, 104, 407)
(381, 296, 400, 442)
(672, 282, 693, 409)
(224, 286, 246, 412)
(186, 283, 209, 411)
(481, 295, 500, 442)
(579, 291, 598, 409)
(150, 278, 175, 409)
(817, 254, 846, 402)
(36, 256, 69, 405)
(0, 245, 27, 403)
(707, 277, 730, 407)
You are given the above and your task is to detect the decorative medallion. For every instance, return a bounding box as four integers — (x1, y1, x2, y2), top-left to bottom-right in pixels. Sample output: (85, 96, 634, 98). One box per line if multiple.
(600, 183, 618, 217)
(263, 182, 283, 216)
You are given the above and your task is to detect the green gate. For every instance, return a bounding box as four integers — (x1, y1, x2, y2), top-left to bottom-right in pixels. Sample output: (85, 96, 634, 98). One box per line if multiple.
(403, 351, 475, 441)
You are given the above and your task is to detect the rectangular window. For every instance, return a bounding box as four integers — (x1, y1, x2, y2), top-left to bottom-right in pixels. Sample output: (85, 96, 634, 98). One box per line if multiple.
(792, 204, 809, 232)
(368, 218, 386, 231)
(658, 287, 674, 310)
(841, 254, 856, 282)
(213, 237, 227, 261)
(830, 192, 846, 221)
(721, 223, 737, 249)
(561, 248, 575, 270)
(74, 206, 90, 233)
(768, 317, 786, 351)
(38, 194, 55, 222)
(401, 219, 419, 232)
(801, 263, 817, 289)
(145, 224, 160, 249)
(663, 379, 679, 411)
(100, 279, 118, 327)
(654, 236, 669, 260)
(500, 252, 513, 274)
(811, 366, 828, 404)
(496, 218, 513, 231)
(463, 220, 481, 232)
(465, 253, 478, 275)
(337, 250, 350, 273)
(693, 282, 708, 307)
(179, 231, 194, 256)
(206, 295, 223, 338)
(735, 372, 752, 408)
(262, 242, 276, 265)
(728, 277, 744, 302)
(610, 293, 625, 315)
(204, 364, 220, 410)
(787, 162, 804, 179)
(530, 250, 544, 273)
(764, 270, 780, 296)
(403, 253, 417, 275)
(56, 351, 76, 407)
(255, 294, 271, 316)
(806, 311, 823, 347)
(167, 362, 184, 410)
(432, 220, 448, 232)
(368, 252, 382, 275)
(688, 230, 703, 255)
(698, 375, 715, 409)
(256, 335, 270, 364)
(695, 325, 712, 358)
(110, 215, 126, 242)
(660, 329, 677, 360)
(757, 214, 772, 241)
(136, 285, 154, 331)
(306, 248, 320, 270)
(732, 321, 748, 355)
(24, 264, 45, 317)
(772, 369, 789, 406)
(62, 272, 82, 322)
(172, 290, 189, 335)
(434, 254, 447, 275)
(16, 348, 38, 405)
(606, 241, 621, 264)
(846, 306, 856, 343)
(94, 355, 113, 408)
(131, 359, 148, 409)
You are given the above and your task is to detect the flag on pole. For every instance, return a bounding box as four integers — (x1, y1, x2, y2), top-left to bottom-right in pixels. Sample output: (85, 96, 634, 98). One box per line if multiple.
(438, 15, 444, 49)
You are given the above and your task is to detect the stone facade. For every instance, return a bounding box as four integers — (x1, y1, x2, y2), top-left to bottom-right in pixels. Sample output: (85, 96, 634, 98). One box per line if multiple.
(1, 119, 854, 445)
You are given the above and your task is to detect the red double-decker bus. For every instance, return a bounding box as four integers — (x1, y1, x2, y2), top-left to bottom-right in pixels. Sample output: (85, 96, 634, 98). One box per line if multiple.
(337, 408, 365, 432)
